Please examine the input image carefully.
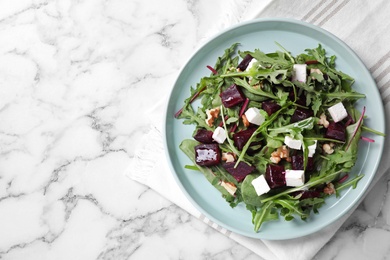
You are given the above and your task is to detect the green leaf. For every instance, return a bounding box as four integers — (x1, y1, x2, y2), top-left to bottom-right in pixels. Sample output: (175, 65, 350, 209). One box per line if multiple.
(226, 117, 238, 124)
(241, 174, 267, 207)
(252, 201, 279, 232)
(233, 77, 278, 100)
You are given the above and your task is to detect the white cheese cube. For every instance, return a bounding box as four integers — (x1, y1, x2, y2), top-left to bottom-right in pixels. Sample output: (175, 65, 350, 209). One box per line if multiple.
(212, 126, 226, 144)
(251, 175, 271, 196)
(244, 107, 265, 126)
(292, 64, 307, 82)
(328, 102, 348, 122)
(284, 136, 302, 150)
(285, 169, 305, 187)
(308, 140, 317, 157)
(246, 58, 258, 71)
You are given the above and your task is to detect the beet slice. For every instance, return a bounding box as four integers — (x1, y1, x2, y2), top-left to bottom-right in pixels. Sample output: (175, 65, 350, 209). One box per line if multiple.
(294, 190, 321, 200)
(220, 84, 245, 108)
(325, 122, 346, 142)
(193, 129, 214, 144)
(223, 161, 255, 182)
(265, 164, 286, 189)
(291, 108, 314, 123)
(237, 54, 253, 71)
(233, 127, 256, 150)
(195, 143, 221, 166)
(262, 100, 281, 116)
(291, 155, 315, 172)
(288, 90, 306, 106)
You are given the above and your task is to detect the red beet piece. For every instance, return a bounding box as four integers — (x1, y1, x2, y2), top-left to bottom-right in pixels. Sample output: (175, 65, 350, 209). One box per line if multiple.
(325, 122, 346, 142)
(195, 143, 221, 166)
(220, 84, 245, 108)
(262, 100, 281, 116)
(265, 164, 286, 189)
(193, 129, 214, 144)
(233, 127, 256, 150)
(291, 108, 314, 123)
(295, 190, 321, 200)
(288, 91, 306, 106)
(237, 54, 253, 71)
(291, 155, 314, 172)
(222, 161, 255, 182)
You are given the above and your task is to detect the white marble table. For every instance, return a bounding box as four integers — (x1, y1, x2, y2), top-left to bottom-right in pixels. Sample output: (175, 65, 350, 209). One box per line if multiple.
(1, 1, 390, 259)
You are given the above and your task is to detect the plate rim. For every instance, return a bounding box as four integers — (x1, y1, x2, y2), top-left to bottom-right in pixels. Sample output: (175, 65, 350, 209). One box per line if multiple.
(163, 17, 386, 240)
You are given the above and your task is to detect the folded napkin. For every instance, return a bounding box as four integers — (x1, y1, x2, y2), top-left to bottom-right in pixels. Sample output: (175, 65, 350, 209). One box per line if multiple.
(127, 1, 390, 259)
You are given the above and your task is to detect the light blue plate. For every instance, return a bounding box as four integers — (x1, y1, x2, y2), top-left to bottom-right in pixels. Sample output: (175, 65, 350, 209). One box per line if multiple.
(164, 18, 385, 240)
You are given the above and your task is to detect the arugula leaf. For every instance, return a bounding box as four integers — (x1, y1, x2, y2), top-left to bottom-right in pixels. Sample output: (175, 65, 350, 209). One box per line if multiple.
(252, 201, 279, 232)
(268, 117, 317, 138)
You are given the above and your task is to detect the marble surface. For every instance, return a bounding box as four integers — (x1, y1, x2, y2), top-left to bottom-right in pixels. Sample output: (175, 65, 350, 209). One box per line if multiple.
(0, 0, 390, 259)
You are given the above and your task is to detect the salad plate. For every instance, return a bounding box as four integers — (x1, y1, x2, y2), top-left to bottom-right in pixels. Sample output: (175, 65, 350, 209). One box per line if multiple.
(164, 18, 385, 240)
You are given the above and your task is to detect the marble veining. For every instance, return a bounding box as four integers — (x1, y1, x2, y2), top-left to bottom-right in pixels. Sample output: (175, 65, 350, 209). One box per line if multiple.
(0, 0, 390, 259)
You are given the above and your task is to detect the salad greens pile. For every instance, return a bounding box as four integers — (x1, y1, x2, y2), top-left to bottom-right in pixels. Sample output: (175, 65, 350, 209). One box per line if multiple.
(175, 43, 383, 232)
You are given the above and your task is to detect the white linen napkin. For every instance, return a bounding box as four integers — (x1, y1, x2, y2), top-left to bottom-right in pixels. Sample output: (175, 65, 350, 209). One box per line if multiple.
(127, 1, 390, 259)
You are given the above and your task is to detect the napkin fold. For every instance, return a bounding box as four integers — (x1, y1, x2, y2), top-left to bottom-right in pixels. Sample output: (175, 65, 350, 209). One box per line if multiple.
(127, 0, 390, 259)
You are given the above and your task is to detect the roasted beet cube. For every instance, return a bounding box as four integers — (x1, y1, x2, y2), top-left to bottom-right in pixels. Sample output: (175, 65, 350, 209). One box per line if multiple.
(233, 127, 256, 150)
(193, 129, 214, 144)
(247, 141, 262, 156)
(291, 155, 314, 172)
(220, 84, 245, 108)
(195, 143, 221, 166)
(222, 161, 255, 182)
(291, 108, 314, 123)
(295, 190, 321, 200)
(265, 164, 286, 189)
(288, 91, 306, 106)
(325, 122, 346, 142)
(237, 54, 253, 71)
(262, 100, 281, 116)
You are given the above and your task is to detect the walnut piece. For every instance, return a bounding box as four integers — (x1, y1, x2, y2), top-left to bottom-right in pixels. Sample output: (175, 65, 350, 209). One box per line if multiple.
(270, 145, 291, 163)
(323, 183, 336, 195)
(222, 152, 236, 163)
(270, 156, 281, 164)
(323, 143, 335, 154)
(220, 181, 237, 196)
(205, 107, 220, 127)
(242, 114, 250, 127)
(318, 113, 330, 128)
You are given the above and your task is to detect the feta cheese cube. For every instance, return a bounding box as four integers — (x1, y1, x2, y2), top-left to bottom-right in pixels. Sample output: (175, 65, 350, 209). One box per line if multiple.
(244, 107, 265, 126)
(212, 126, 226, 144)
(292, 64, 307, 82)
(284, 136, 302, 150)
(246, 58, 258, 71)
(308, 140, 317, 157)
(328, 102, 348, 122)
(285, 169, 305, 187)
(251, 175, 271, 196)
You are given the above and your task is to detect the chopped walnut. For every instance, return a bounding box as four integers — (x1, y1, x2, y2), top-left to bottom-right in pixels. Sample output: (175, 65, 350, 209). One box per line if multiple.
(323, 143, 335, 154)
(253, 82, 263, 89)
(222, 152, 236, 163)
(323, 183, 336, 195)
(242, 114, 250, 127)
(220, 181, 237, 196)
(270, 145, 291, 164)
(205, 107, 220, 127)
(318, 113, 330, 128)
(270, 156, 281, 164)
(310, 68, 323, 79)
